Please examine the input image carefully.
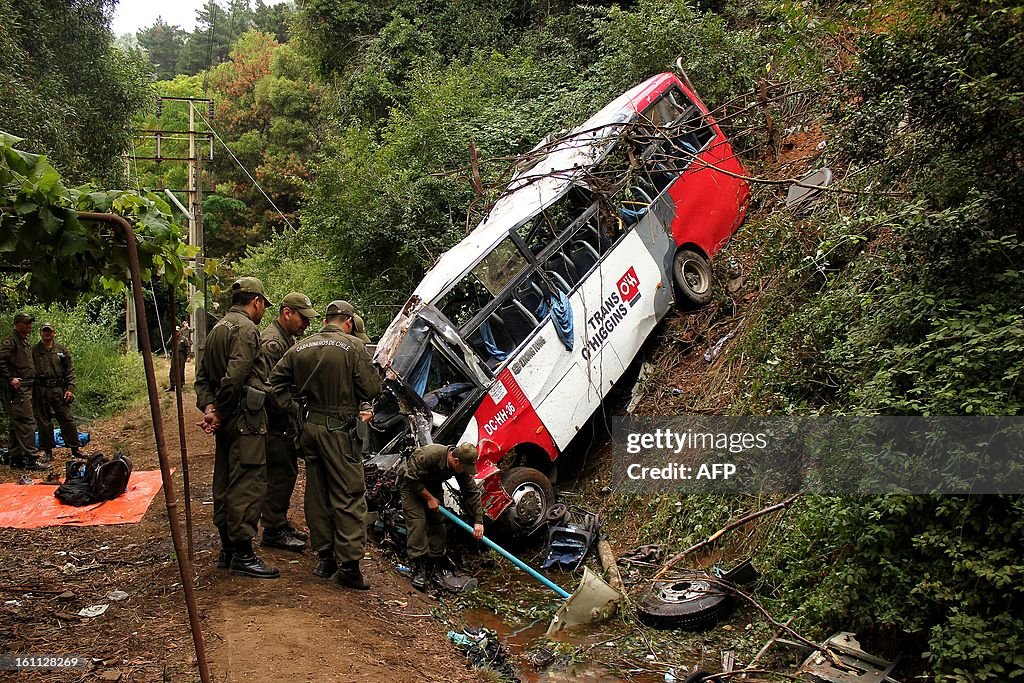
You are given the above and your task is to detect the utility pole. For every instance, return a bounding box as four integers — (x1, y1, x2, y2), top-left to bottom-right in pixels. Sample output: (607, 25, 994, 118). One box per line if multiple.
(134, 97, 213, 363)
(188, 102, 207, 366)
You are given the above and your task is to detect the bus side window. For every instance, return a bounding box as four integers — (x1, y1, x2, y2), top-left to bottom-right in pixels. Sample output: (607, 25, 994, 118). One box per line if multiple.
(438, 273, 494, 328)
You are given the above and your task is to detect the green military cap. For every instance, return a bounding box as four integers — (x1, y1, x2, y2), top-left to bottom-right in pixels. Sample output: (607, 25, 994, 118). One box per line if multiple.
(13, 312, 34, 324)
(232, 276, 272, 305)
(280, 292, 319, 319)
(453, 443, 479, 476)
(325, 300, 355, 317)
(40, 322, 55, 331)
(352, 313, 371, 343)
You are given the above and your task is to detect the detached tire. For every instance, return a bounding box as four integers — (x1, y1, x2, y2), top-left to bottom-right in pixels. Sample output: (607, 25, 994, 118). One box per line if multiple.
(498, 467, 554, 538)
(673, 249, 713, 309)
(637, 572, 732, 630)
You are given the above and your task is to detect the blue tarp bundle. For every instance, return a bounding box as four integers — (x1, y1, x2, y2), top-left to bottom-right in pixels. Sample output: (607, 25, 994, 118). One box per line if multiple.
(34, 429, 91, 449)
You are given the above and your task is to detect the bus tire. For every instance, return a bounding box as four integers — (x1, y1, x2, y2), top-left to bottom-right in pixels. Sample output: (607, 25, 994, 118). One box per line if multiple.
(499, 467, 555, 537)
(673, 249, 713, 309)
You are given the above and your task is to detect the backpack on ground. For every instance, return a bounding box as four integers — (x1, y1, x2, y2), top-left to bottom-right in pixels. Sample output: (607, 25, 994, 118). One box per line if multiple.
(55, 452, 133, 506)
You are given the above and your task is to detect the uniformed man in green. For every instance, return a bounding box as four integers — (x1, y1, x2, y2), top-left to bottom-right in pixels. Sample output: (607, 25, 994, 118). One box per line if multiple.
(254, 292, 319, 552)
(194, 277, 278, 579)
(0, 313, 47, 470)
(269, 300, 381, 589)
(400, 443, 484, 590)
(32, 322, 82, 461)
(352, 313, 371, 344)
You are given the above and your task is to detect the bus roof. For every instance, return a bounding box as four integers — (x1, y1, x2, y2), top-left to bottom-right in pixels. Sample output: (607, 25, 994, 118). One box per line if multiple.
(410, 72, 679, 305)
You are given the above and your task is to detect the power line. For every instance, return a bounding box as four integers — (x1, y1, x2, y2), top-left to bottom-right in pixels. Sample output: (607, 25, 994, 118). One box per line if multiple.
(193, 107, 298, 233)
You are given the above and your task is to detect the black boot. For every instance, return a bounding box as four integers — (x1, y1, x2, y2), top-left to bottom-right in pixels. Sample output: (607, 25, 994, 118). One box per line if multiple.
(283, 522, 308, 542)
(411, 559, 431, 592)
(334, 560, 369, 590)
(229, 541, 280, 579)
(217, 530, 233, 569)
(70, 447, 81, 458)
(313, 550, 337, 578)
(261, 526, 306, 552)
(40, 450, 54, 464)
(14, 455, 48, 471)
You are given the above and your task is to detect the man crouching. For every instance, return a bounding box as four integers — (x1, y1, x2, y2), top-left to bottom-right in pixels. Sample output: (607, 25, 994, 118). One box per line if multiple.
(400, 443, 484, 591)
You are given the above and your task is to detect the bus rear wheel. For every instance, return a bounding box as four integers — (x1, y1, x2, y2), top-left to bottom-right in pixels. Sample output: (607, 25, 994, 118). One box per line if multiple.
(499, 467, 554, 538)
(673, 249, 713, 309)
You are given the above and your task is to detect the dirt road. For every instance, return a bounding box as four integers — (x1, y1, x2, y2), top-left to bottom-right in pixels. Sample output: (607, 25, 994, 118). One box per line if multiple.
(0, 372, 483, 682)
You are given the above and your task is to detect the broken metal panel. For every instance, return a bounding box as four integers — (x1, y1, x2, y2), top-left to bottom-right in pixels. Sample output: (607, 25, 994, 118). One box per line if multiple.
(799, 632, 898, 683)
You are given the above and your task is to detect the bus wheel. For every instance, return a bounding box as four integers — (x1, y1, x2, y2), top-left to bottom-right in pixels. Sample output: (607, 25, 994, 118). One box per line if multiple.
(673, 249, 713, 309)
(499, 467, 555, 537)
(636, 572, 732, 630)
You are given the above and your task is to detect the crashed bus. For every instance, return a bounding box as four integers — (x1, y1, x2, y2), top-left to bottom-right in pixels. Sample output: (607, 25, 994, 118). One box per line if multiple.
(368, 71, 749, 536)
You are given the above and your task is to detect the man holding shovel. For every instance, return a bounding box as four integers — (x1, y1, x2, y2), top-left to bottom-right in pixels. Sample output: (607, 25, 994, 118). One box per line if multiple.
(400, 442, 484, 591)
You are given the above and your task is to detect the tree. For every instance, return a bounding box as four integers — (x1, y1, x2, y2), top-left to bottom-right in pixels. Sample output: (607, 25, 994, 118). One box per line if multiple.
(137, 17, 187, 79)
(0, 0, 153, 184)
(176, 0, 255, 75)
(253, 0, 293, 43)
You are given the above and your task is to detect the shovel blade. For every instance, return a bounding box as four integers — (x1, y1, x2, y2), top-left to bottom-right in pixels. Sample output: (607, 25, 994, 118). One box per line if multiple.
(546, 567, 622, 637)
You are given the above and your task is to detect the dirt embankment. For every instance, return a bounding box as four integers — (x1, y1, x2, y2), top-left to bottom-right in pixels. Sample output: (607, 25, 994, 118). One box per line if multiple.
(0, 362, 483, 682)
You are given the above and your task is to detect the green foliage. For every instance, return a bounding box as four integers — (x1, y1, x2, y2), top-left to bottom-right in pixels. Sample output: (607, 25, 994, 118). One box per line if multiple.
(0, 0, 153, 184)
(1, 132, 193, 303)
(595, 0, 765, 103)
(760, 496, 1024, 681)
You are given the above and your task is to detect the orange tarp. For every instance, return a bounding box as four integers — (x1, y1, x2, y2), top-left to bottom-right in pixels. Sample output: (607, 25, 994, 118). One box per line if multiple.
(0, 470, 169, 528)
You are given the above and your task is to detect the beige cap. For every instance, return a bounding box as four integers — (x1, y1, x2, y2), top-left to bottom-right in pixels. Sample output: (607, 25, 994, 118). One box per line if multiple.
(40, 322, 55, 331)
(325, 300, 355, 317)
(232, 276, 272, 305)
(453, 443, 479, 476)
(280, 292, 319, 319)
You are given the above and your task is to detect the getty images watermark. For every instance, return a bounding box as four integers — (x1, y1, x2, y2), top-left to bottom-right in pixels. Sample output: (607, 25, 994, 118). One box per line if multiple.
(612, 416, 1024, 495)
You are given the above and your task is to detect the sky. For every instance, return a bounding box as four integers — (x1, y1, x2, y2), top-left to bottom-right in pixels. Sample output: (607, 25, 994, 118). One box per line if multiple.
(111, 0, 206, 36)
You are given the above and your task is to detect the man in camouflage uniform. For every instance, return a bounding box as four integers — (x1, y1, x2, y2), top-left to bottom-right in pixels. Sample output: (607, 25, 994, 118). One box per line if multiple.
(269, 300, 380, 589)
(400, 443, 484, 590)
(32, 322, 82, 461)
(0, 313, 46, 470)
(254, 292, 319, 552)
(194, 277, 278, 579)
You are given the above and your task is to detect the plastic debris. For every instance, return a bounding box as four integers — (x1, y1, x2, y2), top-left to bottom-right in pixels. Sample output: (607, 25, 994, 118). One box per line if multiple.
(78, 604, 109, 618)
(704, 331, 736, 363)
(106, 591, 129, 602)
(446, 627, 518, 682)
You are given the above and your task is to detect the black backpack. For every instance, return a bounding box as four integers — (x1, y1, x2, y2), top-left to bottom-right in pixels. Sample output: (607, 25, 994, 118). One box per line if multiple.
(55, 452, 133, 506)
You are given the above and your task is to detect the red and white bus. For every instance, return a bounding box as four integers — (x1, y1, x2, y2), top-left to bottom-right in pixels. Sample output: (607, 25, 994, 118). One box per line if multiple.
(370, 72, 749, 534)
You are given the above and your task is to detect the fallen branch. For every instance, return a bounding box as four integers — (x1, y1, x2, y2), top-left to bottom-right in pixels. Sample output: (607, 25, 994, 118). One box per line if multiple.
(651, 494, 801, 582)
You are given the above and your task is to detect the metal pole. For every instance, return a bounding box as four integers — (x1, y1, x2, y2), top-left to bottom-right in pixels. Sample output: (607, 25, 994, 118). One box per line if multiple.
(149, 281, 167, 357)
(168, 293, 195, 562)
(78, 212, 210, 683)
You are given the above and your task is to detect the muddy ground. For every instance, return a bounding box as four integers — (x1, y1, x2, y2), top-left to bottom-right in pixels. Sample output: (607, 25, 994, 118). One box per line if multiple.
(0, 361, 484, 683)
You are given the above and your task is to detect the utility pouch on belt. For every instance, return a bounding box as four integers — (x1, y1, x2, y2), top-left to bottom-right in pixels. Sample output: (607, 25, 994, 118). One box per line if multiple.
(241, 386, 267, 434)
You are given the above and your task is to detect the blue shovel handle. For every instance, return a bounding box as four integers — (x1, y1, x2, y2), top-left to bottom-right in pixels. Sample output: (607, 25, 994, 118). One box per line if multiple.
(438, 505, 570, 599)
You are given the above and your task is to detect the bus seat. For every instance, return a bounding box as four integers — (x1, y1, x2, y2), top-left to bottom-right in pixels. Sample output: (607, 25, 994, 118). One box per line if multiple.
(569, 240, 600, 276)
(515, 279, 544, 316)
(486, 313, 515, 354)
(545, 251, 580, 287)
(499, 299, 539, 345)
